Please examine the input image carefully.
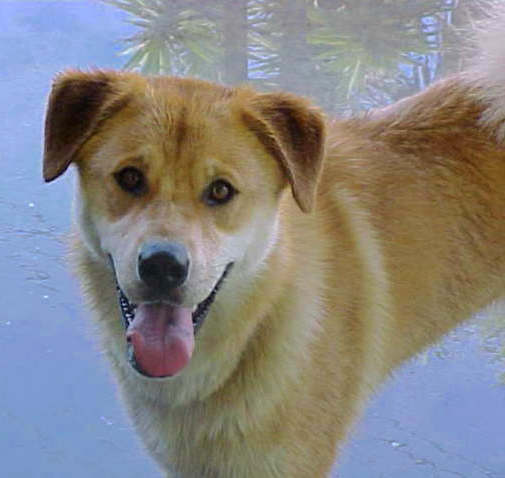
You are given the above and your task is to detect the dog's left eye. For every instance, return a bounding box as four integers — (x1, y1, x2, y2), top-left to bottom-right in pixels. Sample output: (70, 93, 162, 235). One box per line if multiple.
(114, 167, 146, 196)
(204, 180, 237, 206)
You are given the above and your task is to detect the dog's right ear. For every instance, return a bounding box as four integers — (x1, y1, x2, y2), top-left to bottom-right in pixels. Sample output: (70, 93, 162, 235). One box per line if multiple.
(43, 70, 133, 182)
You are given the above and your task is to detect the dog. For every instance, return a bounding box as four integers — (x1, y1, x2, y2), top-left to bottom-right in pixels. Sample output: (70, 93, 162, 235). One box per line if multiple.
(42, 10, 505, 478)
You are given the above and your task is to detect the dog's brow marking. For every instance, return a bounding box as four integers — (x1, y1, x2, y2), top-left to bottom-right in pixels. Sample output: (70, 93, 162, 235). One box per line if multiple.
(175, 106, 188, 159)
(97, 94, 133, 133)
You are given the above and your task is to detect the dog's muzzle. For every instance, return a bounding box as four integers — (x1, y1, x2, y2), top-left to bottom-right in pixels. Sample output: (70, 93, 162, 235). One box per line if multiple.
(109, 255, 233, 378)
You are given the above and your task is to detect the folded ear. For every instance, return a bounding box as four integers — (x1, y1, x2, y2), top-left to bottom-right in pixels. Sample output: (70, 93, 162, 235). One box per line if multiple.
(242, 92, 326, 212)
(43, 70, 132, 182)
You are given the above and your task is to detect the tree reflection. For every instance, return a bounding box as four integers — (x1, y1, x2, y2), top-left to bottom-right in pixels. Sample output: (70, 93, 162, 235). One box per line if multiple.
(105, 0, 488, 113)
(104, 1, 224, 79)
(310, 0, 452, 111)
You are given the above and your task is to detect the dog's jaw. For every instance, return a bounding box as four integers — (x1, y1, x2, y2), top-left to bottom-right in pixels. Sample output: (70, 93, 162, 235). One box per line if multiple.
(112, 260, 234, 379)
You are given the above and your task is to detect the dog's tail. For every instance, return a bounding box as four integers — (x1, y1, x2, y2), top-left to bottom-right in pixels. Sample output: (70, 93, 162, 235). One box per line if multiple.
(468, 4, 505, 142)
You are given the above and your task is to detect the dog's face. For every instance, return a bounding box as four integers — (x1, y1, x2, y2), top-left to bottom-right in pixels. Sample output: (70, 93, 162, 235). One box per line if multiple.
(43, 70, 325, 379)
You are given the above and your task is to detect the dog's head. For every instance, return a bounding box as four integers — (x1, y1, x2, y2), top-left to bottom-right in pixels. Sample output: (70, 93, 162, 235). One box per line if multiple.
(43, 70, 325, 379)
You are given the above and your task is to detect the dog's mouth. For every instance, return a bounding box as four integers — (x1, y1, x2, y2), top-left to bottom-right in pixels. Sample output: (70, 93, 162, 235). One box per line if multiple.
(111, 260, 233, 379)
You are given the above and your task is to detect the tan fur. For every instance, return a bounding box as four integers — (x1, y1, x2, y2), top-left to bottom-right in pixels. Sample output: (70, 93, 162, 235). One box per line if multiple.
(43, 11, 505, 477)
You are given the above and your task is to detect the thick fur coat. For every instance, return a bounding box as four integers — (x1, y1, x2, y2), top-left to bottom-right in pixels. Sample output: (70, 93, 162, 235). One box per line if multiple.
(43, 9, 505, 477)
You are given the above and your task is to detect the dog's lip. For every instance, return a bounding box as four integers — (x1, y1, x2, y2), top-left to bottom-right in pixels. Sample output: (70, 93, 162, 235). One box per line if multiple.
(110, 257, 234, 335)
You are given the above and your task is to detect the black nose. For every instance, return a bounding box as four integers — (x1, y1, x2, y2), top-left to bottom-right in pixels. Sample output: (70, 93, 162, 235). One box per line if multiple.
(137, 241, 189, 292)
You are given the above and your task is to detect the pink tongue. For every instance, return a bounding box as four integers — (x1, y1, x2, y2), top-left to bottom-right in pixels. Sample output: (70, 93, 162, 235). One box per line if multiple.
(126, 303, 195, 377)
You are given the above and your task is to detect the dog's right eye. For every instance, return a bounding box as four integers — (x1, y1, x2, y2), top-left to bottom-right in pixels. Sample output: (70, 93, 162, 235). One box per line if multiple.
(114, 167, 146, 196)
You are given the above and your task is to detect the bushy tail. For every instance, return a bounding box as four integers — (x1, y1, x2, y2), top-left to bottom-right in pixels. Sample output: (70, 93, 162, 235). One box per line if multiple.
(469, 3, 505, 141)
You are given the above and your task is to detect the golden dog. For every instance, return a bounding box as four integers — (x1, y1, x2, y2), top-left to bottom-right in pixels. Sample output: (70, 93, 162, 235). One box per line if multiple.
(43, 12, 505, 478)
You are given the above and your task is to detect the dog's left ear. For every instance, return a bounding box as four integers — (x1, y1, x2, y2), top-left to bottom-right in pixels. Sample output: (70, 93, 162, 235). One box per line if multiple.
(43, 70, 133, 182)
(242, 92, 326, 212)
